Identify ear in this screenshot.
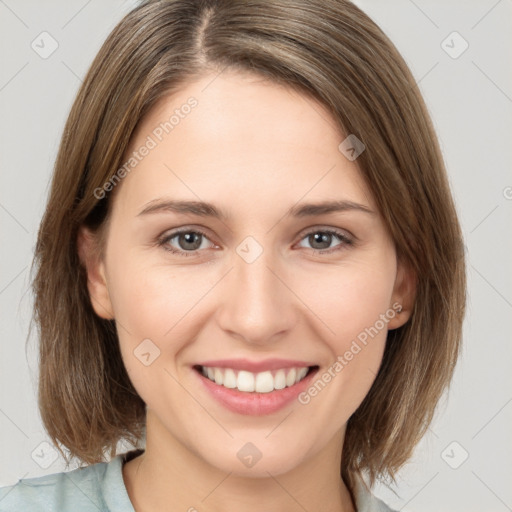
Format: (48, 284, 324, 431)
(387, 258, 417, 330)
(77, 226, 114, 320)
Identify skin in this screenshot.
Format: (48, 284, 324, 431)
(78, 70, 415, 512)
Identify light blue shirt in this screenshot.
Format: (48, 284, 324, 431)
(0, 450, 397, 511)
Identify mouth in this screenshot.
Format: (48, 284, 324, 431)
(193, 364, 318, 393)
(192, 362, 320, 415)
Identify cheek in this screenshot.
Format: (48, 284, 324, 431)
(104, 249, 221, 394)
(304, 258, 396, 346)
(108, 259, 199, 411)
(106, 246, 206, 340)
(295, 260, 396, 415)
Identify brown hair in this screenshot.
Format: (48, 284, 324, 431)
(32, 0, 466, 496)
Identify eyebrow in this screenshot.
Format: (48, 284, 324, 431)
(137, 198, 375, 220)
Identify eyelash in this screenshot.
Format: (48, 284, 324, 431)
(157, 226, 354, 258)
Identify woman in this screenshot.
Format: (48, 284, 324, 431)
(0, 0, 466, 510)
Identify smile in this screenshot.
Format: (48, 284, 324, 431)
(197, 365, 311, 393)
(193, 361, 320, 415)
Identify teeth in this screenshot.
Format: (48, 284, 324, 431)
(255, 371, 274, 393)
(274, 369, 286, 390)
(296, 367, 308, 382)
(200, 366, 310, 393)
(214, 368, 224, 385)
(286, 368, 296, 387)
(237, 370, 255, 392)
(223, 368, 237, 389)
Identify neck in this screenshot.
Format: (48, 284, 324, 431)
(123, 410, 356, 512)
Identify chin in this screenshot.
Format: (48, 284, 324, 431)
(199, 440, 309, 478)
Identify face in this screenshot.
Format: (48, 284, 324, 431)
(80, 70, 413, 477)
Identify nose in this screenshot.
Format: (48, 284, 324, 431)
(215, 245, 297, 346)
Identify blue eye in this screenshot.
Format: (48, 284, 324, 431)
(157, 227, 353, 257)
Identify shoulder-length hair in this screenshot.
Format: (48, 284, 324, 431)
(32, 0, 466, 495)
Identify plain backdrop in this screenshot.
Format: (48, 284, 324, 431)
(0, 1, 511, 511)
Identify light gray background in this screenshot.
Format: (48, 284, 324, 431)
(1, 1, 511, 511)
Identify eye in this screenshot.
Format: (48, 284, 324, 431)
(157, 226, 354, 258)
(296, 228, 353, 254)
(158, 228, 215, 257)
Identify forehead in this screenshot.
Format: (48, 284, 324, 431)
(114, 70, 375, 217)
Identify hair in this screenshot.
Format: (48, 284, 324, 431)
(31, 0, 466, 498)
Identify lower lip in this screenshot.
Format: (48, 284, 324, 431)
(194, 367, 319, 415)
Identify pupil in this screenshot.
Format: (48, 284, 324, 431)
(181, 232, 201, 250)
(311, 232, 331, 249)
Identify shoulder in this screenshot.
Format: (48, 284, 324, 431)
(0, 451, 138, 512)
(0, 462, 107, 512)
(353, 475, 400, 512)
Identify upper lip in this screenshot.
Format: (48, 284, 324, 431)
(195, 358, 317, 373)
